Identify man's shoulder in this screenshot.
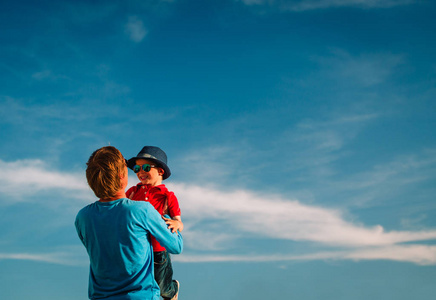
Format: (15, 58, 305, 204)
(75, 201, 99, 225)
(78, 198, 152, 211)
(120, 198, 154, 210)
(76, 201, 97, 214)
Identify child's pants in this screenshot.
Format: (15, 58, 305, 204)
(154, 250, 178, 299)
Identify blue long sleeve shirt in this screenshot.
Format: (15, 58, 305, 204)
(75, 198, 183, 300)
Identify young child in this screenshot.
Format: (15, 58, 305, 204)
(126, 146, 183, 300)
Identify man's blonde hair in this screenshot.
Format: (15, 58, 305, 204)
(86, 146, 127, 199)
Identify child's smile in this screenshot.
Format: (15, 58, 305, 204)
(135, 158, 163, 186)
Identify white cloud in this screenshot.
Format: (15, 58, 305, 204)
(182, 230, 238, 251)
(345, 244, 436, 265)
(4, 245, 435, 266)
(0, 246, 88, 266)
(169, 182, 436, 248)
(0, 252, 69, 264)
(125, 16, 148, 42)
(0, 159, 90, 201)
(175, 245, 436, 266)
(1, 158, 435, 265)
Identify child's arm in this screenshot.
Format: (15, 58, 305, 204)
(163, 215, 184, 233)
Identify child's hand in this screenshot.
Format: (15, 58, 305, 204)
(162, 216, 184, 234)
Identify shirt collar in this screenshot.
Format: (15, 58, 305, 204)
(136, 183, 166, 192)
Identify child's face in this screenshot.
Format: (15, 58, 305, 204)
(134, 159, 164, 186)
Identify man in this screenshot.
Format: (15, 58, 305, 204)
(75, 146, 183, 299)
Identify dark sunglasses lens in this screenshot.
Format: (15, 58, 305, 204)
(133, 165, 141, 173)
(143, 164, 151, 172)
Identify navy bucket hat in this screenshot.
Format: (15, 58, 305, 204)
(127, 146, 171, 180)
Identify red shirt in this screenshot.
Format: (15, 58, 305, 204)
(126, 183, 181, 252)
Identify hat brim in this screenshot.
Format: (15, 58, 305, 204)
(127, 157, 171, 180)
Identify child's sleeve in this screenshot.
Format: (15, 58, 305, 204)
(167, 192, 181, 217)
(126, 186, 135, 199)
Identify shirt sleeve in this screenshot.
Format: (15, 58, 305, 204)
(74, 209, 86, 247)
(140, 203, 183, 254)
(167, 191, 181, 217)
(126, 186, 135, 199)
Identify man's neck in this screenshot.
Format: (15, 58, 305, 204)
(99, 190, 127, 202)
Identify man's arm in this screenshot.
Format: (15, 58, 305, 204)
(144, 205, 183, 254)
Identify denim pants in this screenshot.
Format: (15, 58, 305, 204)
(154, 250, 178, 299)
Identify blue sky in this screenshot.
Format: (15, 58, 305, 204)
(1, 0, 436, 299)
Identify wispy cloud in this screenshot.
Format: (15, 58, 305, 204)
(32, 70, 53, 80)
(265, 110, 382, 181)
(0, 246, 88, 266)
(169, 182, 436, 247)
(0, 97, 96, 124)
(169, 182, 436, 265)
(172, 106, 382, 189)
(2, 158, 435, 265)
(175, 245, 436, 266)
(239, 0, 416, 11)
(0, 159, 90, 201)
(125, 16, 148, 42)
(314, 49, 405, 87)
(331, 148, 436, 207)
(0, 158, 149, 203)
(294, 112, 380, 152)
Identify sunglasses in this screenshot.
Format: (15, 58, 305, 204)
(133, 164, 157, 173)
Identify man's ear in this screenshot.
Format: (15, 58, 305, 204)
(119, 169, 127, 179)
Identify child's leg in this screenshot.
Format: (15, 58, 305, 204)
(153, 251, 179, 299)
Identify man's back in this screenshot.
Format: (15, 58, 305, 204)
(75, 198, 183, 300)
